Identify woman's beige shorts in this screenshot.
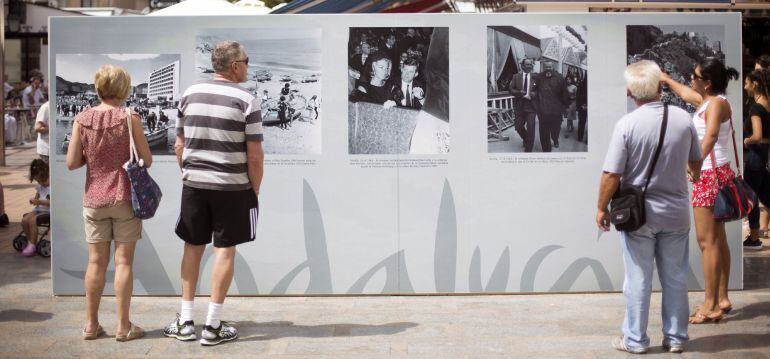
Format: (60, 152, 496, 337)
(83, 202, 142, 244)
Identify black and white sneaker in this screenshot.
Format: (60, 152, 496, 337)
(662, 339, 684, 353)
(743, 236, 763, 250)
(200, 322, 238, 346)
(163, 314, 196, 341)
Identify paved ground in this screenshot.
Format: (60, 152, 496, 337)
(0, 144, 768, 358)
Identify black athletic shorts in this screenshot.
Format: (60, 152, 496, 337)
(175, 185, 259, 248)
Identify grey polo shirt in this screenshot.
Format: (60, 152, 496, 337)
(603, 102, 702, 230)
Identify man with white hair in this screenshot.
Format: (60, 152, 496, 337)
(596, 60, 702, 354)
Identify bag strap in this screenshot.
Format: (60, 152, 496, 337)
(125, 107, 139, 164)
(725, 104, 742, 177)
(643, 104, 668, 194)
(705, 96, 741, 179)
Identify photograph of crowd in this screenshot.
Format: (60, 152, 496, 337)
(348, 27, 450, 154)
(627, 25, 725, 113)
(55, 53, 181, 155)
(196, 28, 322, 155)
(487, 26, 588, 153)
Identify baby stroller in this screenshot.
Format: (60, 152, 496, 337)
(12, 213, 51, 257)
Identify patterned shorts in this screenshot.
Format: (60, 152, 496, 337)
(692, 163, 735, 207)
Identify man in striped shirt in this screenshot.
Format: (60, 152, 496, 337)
(164, 41, 264, 346)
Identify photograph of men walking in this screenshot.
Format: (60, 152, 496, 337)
(487, 26, 588, 153)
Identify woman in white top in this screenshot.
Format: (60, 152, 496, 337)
(661, 58, 739, 324)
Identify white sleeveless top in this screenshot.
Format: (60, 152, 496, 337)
(693, 95, 733, 171)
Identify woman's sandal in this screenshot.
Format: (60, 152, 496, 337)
(82, 325, 105, 340)
(689, 311, 723, 324)
(694, 304, 733, 315)
(115, 323, 145, 342)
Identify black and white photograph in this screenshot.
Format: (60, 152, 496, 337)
(487, 26, 588, 153)
(197, 28, 322, 155)
(627, 25, 725, 113)
(55, 53, 181, 155)
(348, 27, 450, 155)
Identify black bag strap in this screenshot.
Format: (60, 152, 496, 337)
(643, 104, 668, 194)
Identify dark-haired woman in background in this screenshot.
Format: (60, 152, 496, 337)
(350, 52, 397, 108)
(742, 69, 770, 250)
(661, 58, 740, 324)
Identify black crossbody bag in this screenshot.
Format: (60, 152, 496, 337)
(610, 105, 668, 232)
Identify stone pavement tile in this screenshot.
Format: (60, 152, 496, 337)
(0, 337, 57, 357)
(20, 323, 83, 338)
(407, 340, 512, 355)
(237, 320, 336, 340)
(686, 331, 770, 354)
(352, 296, 460, 311)
(0, 299, 49, 312)
(45, 337, 154, 357)
(226, 310, 286, 324)
(150, 335, 270, 356)
(129, 298, 179, 314)
(389, 341, 408, 356)
(46, 297, 85, 311)
(266, 338, 290, 355)
(462, 323, 565, 338)
(514, 336, 618, 355)
(285, 339, 390, 356)
(348, 322, 444, 339)
(0, 283, 51, 301)
(314, 313, 405, 328)
(558, 319, 619, 336)
(229, 298, 305, 312)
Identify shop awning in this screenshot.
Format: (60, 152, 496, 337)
(489, 26, 539, 47)
(382, 0, 452, 13)
(150, 0, 268, 15)
(271, 0, 444, 14)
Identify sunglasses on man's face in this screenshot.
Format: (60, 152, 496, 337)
(234, 57, 249, 66)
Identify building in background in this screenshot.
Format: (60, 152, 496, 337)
(3, 1, 81, 84)
(147, 60, 180, 102)
(2, 0, 181, 84)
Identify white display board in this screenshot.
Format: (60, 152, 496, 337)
(49, 13, 743, 295)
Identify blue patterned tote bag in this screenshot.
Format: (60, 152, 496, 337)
(123, 108, 162, 219)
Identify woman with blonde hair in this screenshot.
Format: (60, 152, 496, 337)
(67, 65, 152, 341)
(661, 58, 740, 324)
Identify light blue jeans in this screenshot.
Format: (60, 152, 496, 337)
(620, 224, 690, 350)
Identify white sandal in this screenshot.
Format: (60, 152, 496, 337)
(82, 325, 105, 340)
(116, 323, 144, 342)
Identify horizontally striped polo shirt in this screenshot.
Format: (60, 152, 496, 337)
(177, 79, 263, 191)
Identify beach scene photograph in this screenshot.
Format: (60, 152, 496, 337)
(54, 53, 182, 156)
(196, 28, 322, 155)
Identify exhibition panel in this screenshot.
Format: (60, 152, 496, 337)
(49, 12, 742, 295)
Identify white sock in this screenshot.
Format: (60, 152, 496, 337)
(180, 300, 194, 323)
(205, 302, 223, 328)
